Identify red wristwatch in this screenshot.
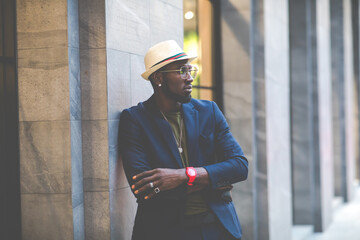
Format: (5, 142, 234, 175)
(186, 167, 197, 186)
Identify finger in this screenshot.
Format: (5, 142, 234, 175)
(136, 179, 163, 195)
(144, 189, 158, 200)
(134, 180, 157, 195)
(132, 169, 158, 181)
(133, 175, 158, 190)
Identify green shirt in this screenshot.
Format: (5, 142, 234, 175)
(164, 111, 209, 215)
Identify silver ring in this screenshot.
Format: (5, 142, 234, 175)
(149, 182, 154, 188)
(154, 187, 160, 194)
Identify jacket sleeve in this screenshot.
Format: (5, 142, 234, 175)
(203, 102, 248, 189)
(118, 109, 152, 192)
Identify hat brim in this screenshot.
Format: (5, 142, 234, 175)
(141, 55, 197, 80)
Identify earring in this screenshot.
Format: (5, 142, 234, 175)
(158, 83, 162, 87)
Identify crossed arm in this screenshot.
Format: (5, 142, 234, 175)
(119, 102, 248, 201)
(131, 167, 210, 200)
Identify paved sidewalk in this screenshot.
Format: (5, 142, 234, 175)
(306, 186, 360, 240)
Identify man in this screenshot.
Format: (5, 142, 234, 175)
(119, 40, 248, 240)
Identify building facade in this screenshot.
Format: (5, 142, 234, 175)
(1, 0, 359, 239)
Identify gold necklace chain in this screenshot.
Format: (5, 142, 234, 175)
(160, 111, 183, 153)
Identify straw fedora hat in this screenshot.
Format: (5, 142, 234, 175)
(141, 40, 197, 80)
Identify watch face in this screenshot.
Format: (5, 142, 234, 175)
(188, 168, 195, 176)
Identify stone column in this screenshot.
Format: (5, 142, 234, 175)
(315, 0, 334, 231)
(343, 0, 356, 201)
(252, 0, 294, 239)
(352, 0, 360, 183)
(17, 0, 77, 239)
(221, 1, 292, 239)
(289, 0, 315, 226)
(330, 0, 346, 199)
(331, 0, 356, 202)
(263, 1, 292, 239)
(220, 1, 254, 239)
(68, 0, 85, 239)
(78, 0, 110, 239)
(106, 1, 184, 239)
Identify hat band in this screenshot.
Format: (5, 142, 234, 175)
(151, 52, 188, 68)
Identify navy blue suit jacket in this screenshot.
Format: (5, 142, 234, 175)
(119, 96, 248, 240)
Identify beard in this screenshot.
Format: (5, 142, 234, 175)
(162, 79, 192, 103)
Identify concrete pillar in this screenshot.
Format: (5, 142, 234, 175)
(315, 0, 334, 231)
(331, 0, 356, 202)
(78, 0, 110, 239)
(107, 1, 184, 239)
(68, 0, 85, 239)
(17, 0, 77, 239)
(343, 0, 356, 201)
(331, 0, 346, 199)
(289, 0, 315, 226)
(220, 1, 292, 239)
(352, 0, 360, 183)
(263, 1, 292, 239)
(251, 1, 269, 239)
(252, 0, 293, 239)
(220, 1, 254, 239)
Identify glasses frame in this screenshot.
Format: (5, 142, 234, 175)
(159, 65, 198, 79)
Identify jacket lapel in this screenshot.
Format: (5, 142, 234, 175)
(182, 100, 200, 166)
(143, 97, 184, 168)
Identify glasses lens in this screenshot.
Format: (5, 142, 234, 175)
(179, 66, 187, 75)
(180, 65, 197, 79)
(190, 69, 197, 78)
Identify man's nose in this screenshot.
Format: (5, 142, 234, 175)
(185, 72, 194, 82)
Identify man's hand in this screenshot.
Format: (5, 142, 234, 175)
(131, 168, 187, 200)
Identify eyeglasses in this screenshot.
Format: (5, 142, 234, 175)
(159, 65, 198, 79)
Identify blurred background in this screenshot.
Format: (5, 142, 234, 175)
(1, 0, 360, 239)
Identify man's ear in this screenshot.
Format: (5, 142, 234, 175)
(152, 72, 162, 86)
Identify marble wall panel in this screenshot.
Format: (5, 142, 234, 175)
(221, 3, 250, 84)
(84, 192, 110, 240)
(68, 0, 80, 49)
(106, 0, 150, 55)
(17, 0, 67, 49)
(107, 49, 131, 120)
(222, 0, 250, 13)
(316, 0, 334, 231)
(110, 187, 137, 240)
(227, 118, 253, 153)
(80, 48, 108, 120)
(17, 48, 70, 121)
(224, 82, 252, 120)
(19, 121, 71, 194)
(150, 0, 183, 46)
(264, 0, 292, 239)
(164, 0, 183, 9)
(82, 120, 109, 192)
(78, 0, 106, 49)
(21, 193, 73, 240)
(130, 54, 153, 106)
(109, 120, 129, 191)
(228, 117, 254, 240)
